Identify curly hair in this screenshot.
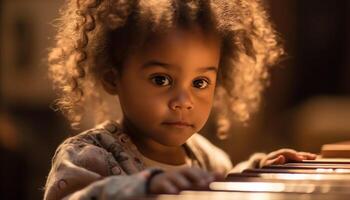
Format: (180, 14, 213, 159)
(49, 0, 284, 136)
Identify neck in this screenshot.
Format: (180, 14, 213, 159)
(121, 118, 187, 165)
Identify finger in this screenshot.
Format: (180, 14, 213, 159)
(181, 168, 212, 186)
(298, 152, 317, 160)
(160, 180, 179, 194)
(266, 149, 296, 160)
(168, 173, 191, 190)
(275, 150, 304, 161)
(264, 155, 286, 166)
(212, 172, 225, 181)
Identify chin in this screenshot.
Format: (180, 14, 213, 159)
(155, 133, 193, 147)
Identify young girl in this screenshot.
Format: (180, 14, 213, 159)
(44, 0, 316, 199)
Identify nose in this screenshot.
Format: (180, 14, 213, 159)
(169, 89, 194, 111)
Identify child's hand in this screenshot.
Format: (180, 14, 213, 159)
(259, 148, 317, 168)
(148, 167, 224, 194)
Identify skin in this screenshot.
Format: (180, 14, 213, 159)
(259, 148, 317, 168)
(102, 25, 317, 194)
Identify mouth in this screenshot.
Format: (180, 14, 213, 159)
(162, 121, 194, 128)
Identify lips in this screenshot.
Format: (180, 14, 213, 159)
(162, 121, 194, 128)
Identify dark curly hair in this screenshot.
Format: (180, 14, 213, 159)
(48, 0, 284, 137)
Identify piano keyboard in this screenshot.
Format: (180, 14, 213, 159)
(128, 159, 350, 200)
(212, 159, 350, 198)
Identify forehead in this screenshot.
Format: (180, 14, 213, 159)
(134, 26, 221, 65)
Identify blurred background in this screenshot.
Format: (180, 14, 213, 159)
(0, 0, 349, 199)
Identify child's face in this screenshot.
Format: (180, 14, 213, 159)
(112, 26, 221, 146)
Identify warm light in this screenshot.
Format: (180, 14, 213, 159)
(209, 181, 319, 193)
(179, 191, 279, 200)
(262, 173, 323, 180)
(261, 173, 350, 180)
(316, 168, 334, 173)
(335, 169, 350, 173)
(209, 182, 285, 192)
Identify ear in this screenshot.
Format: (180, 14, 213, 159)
(101, 68, 119, 95)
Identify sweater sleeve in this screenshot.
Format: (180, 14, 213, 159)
(187, 134, 233, 175)
(44, 130, 155, 200)
(187, 134, 267, 175)
(59, 171, 153, 200)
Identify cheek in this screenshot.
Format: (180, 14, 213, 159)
(120, 87, 168, 121)
(196, 87, 215, 107)
(192, 102, 212, 132)
(193, 90, 215, 122)
(196, 97, 213, 117)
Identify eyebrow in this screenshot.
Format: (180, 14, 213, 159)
(142, 60, 218, 73)
(142, 60, 170, 69)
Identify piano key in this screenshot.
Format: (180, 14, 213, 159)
(264, 164, 350, 169)
(242, 168, 350, 174)
(299, 159, 350, 164)
(227, 172, 350, 181)
(126, 191, 350, 200)
(209, 181, 350, 194)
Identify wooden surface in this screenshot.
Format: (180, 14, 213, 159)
(321, 141, 350, 158)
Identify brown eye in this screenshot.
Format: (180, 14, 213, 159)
(151, 75, 171, 86)
(193, 78, 209, 89)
